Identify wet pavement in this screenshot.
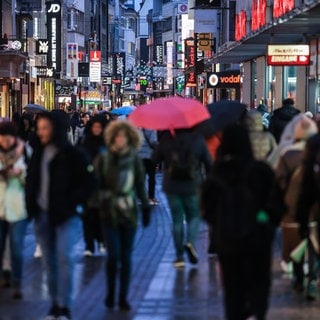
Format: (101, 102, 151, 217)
(1, 173, 320, 319)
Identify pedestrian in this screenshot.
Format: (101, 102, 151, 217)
(295, 133, 320, 300)
(137, 128, 158, 205)
(96, 120, 151, 311)
(269, 98, 300, 143)
(275, 115, 318, 290)
(25, 111, 97, 320)
(201, 124, 280, 320)
(243, 110, 277, 164)
(256, 103, 271, 129)
(0, 121, 28, 299)
(79, 115, 107, 256)
(74, 112, 90, 145)
(153, 129, 212, 268)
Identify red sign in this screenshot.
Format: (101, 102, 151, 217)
(267, 45, 310, 66)
(89, 50, 101, 62)
(273, 0, 294, 18)
(251, 0, 266, 32)
(235, 10, 246, 41)
(185, 38, 196, 87)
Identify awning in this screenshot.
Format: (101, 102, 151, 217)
(213, 2, 320, 64)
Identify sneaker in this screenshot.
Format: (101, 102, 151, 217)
(173, 259, 185, 268)
(45, 304, 60, 320)
(83, 250, 93, 257)
(57, 307, 71, 320)
(149, 198, 159, 205)
(99, 243, 106, 254)
(34, 244, 42, 258)
(118, 298, 131, 311)
(184, 242, 198, 264)
(306, 280, 317, 301)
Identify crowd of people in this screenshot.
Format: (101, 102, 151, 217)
(0, 97, 319, 320)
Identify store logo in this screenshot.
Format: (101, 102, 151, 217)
(208, 74, 219, 86)
(47, 3, 60, 13)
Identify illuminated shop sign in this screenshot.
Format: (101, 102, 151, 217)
(185, 38, 196, 87)
(273, 0, 294, 19)
(251, 0, 266, 32)
(267, 45, 310, 66)
(235, 10, 246, 41)
(207, 71, 241, 88)
(46, 1, 61, 75)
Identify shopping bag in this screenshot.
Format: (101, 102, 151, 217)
(290, 238, 308, 263)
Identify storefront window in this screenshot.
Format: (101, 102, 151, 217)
(283, 66, 297, 100)
(251, 60, 256, 108)
(265, 65, 275, 112)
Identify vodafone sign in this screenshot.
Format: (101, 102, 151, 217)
(207, 71, 241, 88)
(267, 45, 310, 66)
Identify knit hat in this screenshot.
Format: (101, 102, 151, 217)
(0, 121, 18, 137)
(294, 115, 318, 140)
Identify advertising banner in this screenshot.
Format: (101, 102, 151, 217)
(46, 0, 62, 75)
(207, 71, 241, 88)
(66, 43, 78, 80)
(267, 45, 310, 66)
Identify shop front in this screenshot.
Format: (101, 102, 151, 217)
(212, 0, 320, 113)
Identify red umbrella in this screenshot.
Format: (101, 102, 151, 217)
(129, 97, 210, 132)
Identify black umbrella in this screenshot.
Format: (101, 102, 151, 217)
(23, 103, 46, 113)
(196, 100, 248, 138)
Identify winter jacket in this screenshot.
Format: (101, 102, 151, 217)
(201, 157, 277, 254)
(244, 111, 277, 162)
(153, 130, 212, 195)
(97, 120, 149, 227)
(269, 106, 300, 143)
(26, 143, 97, 226)
(0, 139, 27, 222)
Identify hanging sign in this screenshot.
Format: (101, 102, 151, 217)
(267, 45, 310, 66)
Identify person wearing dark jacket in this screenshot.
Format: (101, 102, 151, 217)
(269, 98, 300, 143)
(153, 129, 212, 268)
(79, 116, 107, 256)
(201, 124, 279, 320)
(25, 111, 96, 320)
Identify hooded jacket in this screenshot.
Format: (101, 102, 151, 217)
(26, 111, 97, 226)
(96, 120, 149, 226)
(269, 105, 300, 143)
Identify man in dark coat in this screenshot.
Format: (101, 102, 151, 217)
(269, 98, 300, 143)
(26, 110, 96, 320)
(201, 124, 280, 320)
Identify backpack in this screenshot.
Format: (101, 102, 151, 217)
(168, 139, 197, 181)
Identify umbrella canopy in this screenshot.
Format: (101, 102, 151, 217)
(23, 103, 46, 113)
(110, 106, 136, 116)
(129, 97, 210, 131)
(196, 100, 248, 138)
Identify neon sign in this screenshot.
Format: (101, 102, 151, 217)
(251, 0, 266, 32)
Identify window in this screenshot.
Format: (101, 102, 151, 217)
(283, 66, 296, 100)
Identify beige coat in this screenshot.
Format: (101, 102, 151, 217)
(281, 166, 319, 261)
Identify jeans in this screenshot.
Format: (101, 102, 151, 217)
(101, 224, 136, 299)
(34, 213, 81, 308)
(166, 193, 200, 259)
(0, 219, 28, 288)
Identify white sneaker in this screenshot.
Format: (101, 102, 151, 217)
(83, 250, 93, 257)
(34, 244, 42, 258)
(99, 243, 106, 254)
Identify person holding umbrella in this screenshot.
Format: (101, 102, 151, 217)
(129, 97, 213, 268)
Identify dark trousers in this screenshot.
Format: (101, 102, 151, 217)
(142, 158, 156, 199)
(219, 248, 272, 320)
(102, 224, 136, 299)
(82, 207, 103, 252)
